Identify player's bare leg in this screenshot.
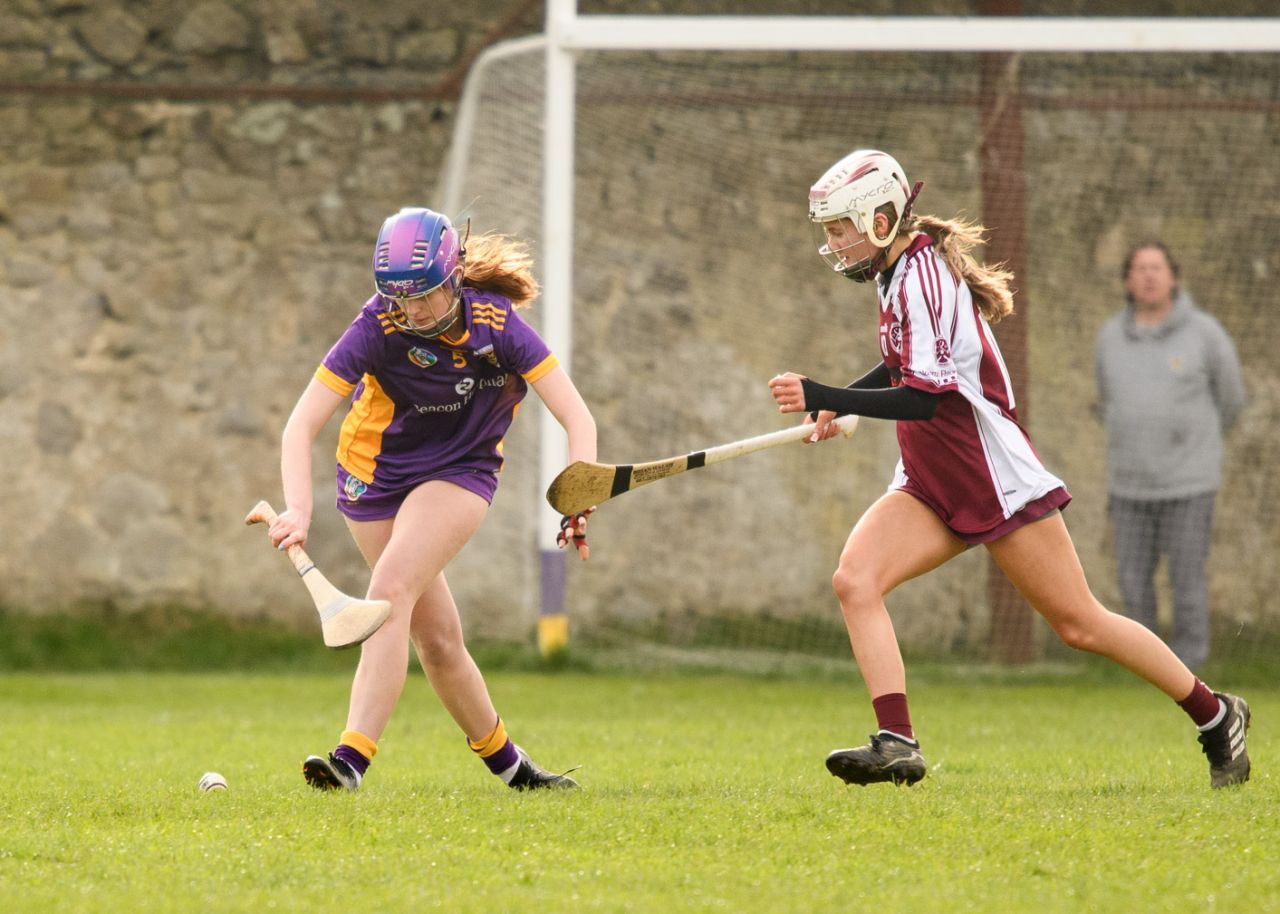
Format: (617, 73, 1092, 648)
(408, 571, 498, 736)
(987, 511, 1250, 787)
(405, 562, 576, 789)
(307, 480, 573, 791)
(302, 481, 485, 791)
(834, 491, 967, 696)
(987, 512, 1193, 696)
(345, 481, 488, 739)
(826, 491, 967, 785)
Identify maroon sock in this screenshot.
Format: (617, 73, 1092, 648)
(1178, 679, 1223, 729)
(872, 692, 915, 742)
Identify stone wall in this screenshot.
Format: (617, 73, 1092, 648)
(0, 0, 546, 630)
(2, 1, 1277, 657)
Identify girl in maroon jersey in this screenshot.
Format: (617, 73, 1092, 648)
(769, 150, 1249, 789)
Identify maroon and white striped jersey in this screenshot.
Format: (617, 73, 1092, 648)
(877, 235, 1067, 536)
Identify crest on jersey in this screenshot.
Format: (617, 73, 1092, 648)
(934, 338, 952, 364)
(473, 343, 501, 368)
(343, 476, 368, 502)
(408, 347, 437, 369)
(889, 322, 904, 355)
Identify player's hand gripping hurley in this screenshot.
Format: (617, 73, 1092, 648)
(244, 500, 391, 649)
(545, 415, 859, 516)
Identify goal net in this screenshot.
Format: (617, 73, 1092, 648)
(440, 29, 1280, 676)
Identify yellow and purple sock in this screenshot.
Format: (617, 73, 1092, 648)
(334, 729, 377, 777)
(468, 717, 521, 783)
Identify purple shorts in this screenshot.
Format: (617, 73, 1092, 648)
(335, 464, 498, 522)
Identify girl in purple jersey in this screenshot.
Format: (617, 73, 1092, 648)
(267, 207, 597, 792)
(768, 150, 1249, 790)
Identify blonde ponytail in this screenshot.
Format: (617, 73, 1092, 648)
(906, 214, 1015, 323)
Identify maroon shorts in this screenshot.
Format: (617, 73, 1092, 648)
(908, 486, 1073, 546)
(335, 464, 498, 522)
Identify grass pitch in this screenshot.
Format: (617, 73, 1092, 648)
(1, 670, 1275, 914)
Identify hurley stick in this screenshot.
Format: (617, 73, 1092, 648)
(545, 415, 859, 516)
(244, 500, 391, 649)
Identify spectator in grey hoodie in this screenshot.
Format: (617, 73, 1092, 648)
(1094, 241, 1246, 669)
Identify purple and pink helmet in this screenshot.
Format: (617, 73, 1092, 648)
(372, 207, 466, 338)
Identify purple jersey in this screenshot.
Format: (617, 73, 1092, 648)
(314, 289, 557, 499)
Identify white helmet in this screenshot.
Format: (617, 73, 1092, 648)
(808, 150, 917, 281)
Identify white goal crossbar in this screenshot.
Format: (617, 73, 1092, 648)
(562, 16, 1280, 53)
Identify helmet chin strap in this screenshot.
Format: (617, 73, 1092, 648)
(422, 305, 461, 339)
(842, 261, 878, 283)
(844, 181, 926, 283)
(414, 299, 462, 339)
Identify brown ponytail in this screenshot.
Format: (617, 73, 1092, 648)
(462, 233, 540, 308)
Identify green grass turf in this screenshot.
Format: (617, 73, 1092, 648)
(1, 671, 1275, 913)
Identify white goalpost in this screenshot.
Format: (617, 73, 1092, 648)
(441, 4, 1280, 665)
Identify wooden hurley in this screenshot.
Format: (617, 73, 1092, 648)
(545, 415, 859, 516)
(244, 500, 391, 649)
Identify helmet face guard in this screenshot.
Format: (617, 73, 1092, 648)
(807, 150, 920, 282)
(811, 218, 880, 283)
(373, 208, 469, 339)
(380, 271, 463, 339)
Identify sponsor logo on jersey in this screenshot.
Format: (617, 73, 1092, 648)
(416, 401, 462, 413)
(411, 375, 507, 416)
(408, 347, 437, 369)
(343, 475, 368, 501)
(934, 338, 952, 364)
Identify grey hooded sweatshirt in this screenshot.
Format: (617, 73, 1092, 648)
(1094, 288, 1246, 500)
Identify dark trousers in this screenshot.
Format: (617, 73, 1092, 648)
(1109, 492, 1217, 670)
